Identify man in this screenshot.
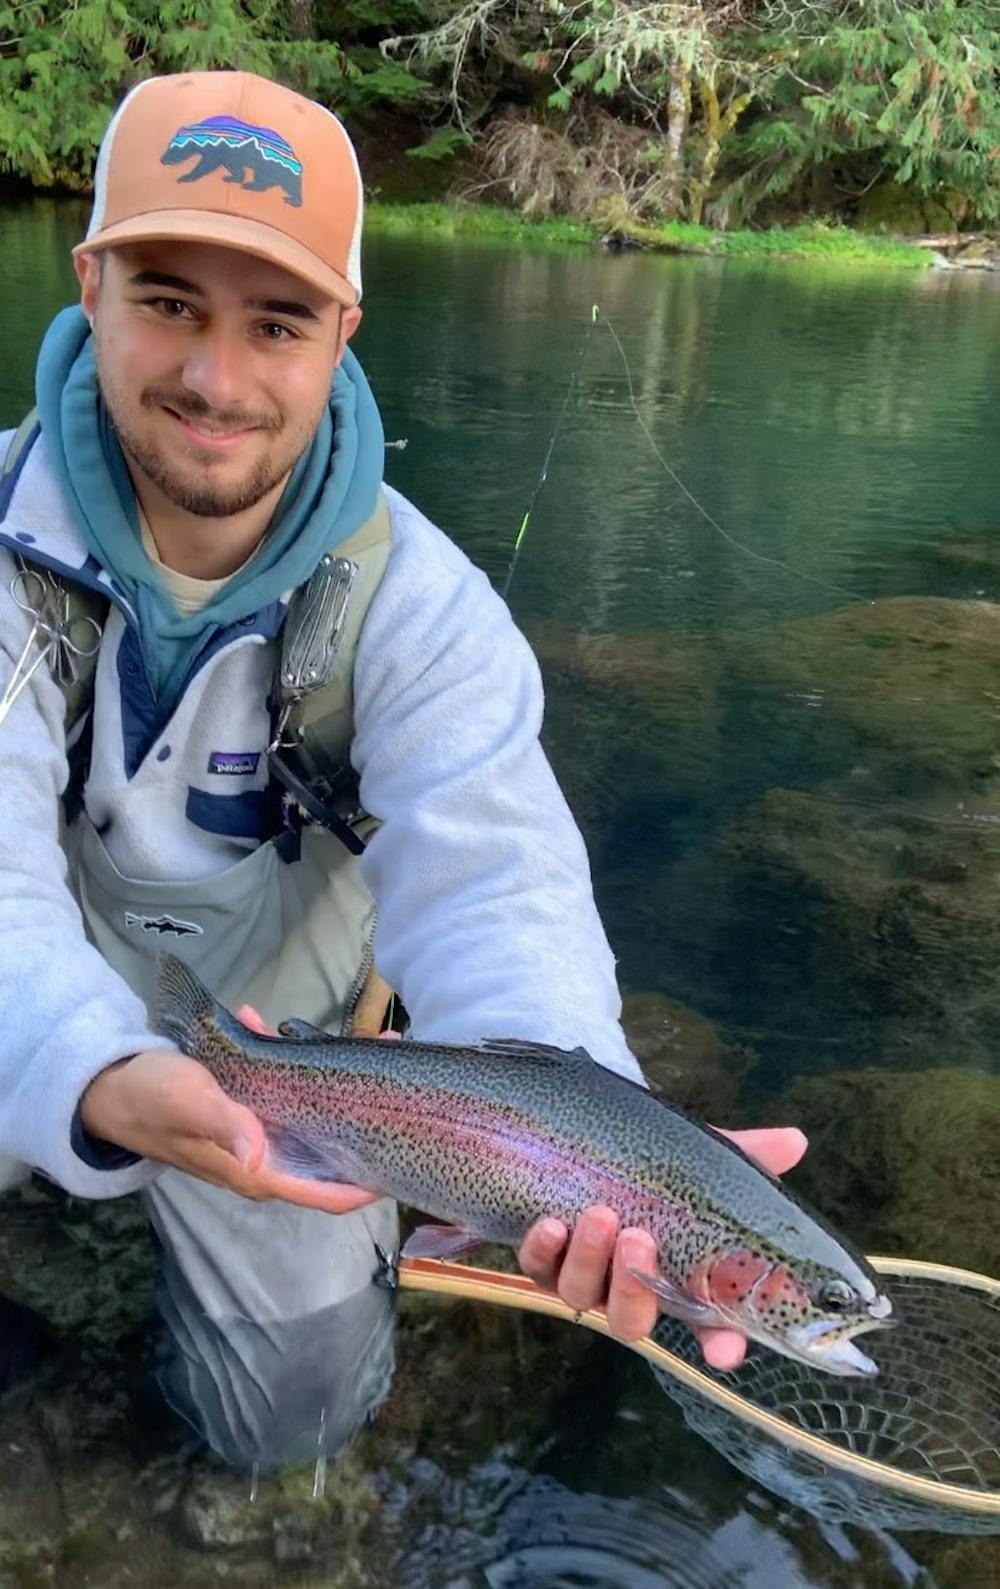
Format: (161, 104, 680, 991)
(0, 71, 803, 1458)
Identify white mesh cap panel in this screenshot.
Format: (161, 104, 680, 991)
(87, 79, 158, 239)
(317, 104, 364, 300)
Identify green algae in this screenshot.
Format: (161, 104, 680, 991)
(774, 1066, 1000, 1276)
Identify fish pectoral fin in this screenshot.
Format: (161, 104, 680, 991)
(401, 1224, 485, 1260)
(264, 1125, 373, 1187)
(626, 1268, 723, 1329)
(276, 1017, 331, 1040)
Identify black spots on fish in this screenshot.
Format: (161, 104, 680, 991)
(707, 1249, 771, 1305)
(753, 1263, 812, 1323)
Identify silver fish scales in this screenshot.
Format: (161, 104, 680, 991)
(157, 954, 892, 1375)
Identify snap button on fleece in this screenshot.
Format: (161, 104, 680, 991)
(157, 745, 171, 762)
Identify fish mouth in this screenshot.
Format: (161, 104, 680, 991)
(780, 1310, 893, 1378)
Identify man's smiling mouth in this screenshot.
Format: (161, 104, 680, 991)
(164, 407, 255, 447)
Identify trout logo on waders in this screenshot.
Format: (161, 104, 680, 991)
(161, 115, 303, 207)
(124, 912, 203, 939)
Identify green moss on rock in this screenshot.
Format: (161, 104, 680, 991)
(773, 1066, 1000, 1274)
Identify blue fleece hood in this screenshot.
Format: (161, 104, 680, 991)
(36, 306, 384, 698)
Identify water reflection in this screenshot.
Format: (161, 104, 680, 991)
(387, 1467, 793, 1587)
(377, 1454, 931, 1588)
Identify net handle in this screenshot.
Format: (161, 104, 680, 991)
(397, 1254, 1000, 1517)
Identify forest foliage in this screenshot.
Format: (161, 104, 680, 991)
(1, 1, 998, 229)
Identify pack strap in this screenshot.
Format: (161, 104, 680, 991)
(2, 408, 109, 742)
(267, 492, 392, 858)
(2, 407, 40, 479)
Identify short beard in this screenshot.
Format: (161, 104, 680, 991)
(97, 373, 315, 519)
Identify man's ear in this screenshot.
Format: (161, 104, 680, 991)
(75, 250, 102, 325)
(335, 304, 363, 366)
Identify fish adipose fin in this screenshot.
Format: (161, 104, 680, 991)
(626, 1268, 723, 1329)
(264, 1126, 375, 1188)
(401, 1224, 485, 1260)
(277, 1017, 331, 1040)
(157, 952, 223, 1053)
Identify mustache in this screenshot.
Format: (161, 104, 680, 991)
(141, 388, 280, 432)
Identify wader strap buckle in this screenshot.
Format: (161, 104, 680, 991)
(267, 748, 367, 858)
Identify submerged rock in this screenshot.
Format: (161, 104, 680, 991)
(714, 779, 1000, 1069)
(933, 536, 1000, 572)
(734, 595, 1000, 790)
(621, 991, 751, 1119)
(772, 1065, 1000, 1275)
(533, 596, 1000, 799)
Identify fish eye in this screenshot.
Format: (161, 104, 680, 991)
(818, 1278, 857, 1313)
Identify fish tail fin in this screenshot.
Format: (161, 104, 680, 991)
(156, 953, 223, 1056)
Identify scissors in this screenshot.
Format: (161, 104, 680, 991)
(0, 566, 102, 727)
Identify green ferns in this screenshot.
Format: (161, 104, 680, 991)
(0, 0, 423, 189)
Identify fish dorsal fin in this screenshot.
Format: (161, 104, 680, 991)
(476, 1037, 593, 1065)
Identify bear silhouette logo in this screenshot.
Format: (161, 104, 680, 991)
(161, 114, 303, 207)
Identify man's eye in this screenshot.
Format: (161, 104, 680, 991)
(155, 299, 193, 319)
(259, 322, 296, 342)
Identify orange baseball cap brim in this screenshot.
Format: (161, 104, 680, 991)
(72, 207, 358, 308)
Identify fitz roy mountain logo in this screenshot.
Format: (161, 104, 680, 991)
(161, 115, 303, 207)
(123, 911, 203, 938)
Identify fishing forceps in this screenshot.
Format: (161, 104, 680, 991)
(0, 565, 102, 727)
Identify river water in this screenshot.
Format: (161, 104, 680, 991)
(1, 194, 999, 1586)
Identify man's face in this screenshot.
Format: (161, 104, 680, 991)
(75, 240, 361, 518)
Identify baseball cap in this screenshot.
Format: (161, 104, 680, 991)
(73, 71, 363, 305)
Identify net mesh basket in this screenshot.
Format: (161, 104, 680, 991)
(650, 1259, 1000, 1533)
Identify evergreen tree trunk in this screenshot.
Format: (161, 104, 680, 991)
(288, 0, 316, 41)
(690, 80, 753, 225)
(662, 57, 691, 218)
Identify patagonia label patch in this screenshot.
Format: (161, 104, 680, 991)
(208, 751, 261, 777)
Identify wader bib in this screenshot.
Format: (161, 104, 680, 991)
(67, 805, 398, 1470)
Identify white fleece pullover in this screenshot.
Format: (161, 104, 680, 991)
(0, 431, 642, 1198)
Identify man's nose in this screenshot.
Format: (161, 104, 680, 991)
(180, 327, 249, 411)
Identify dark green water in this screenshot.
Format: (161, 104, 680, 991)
(2, 196, 999, 1586)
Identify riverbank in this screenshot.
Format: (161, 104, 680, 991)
(365, 201, 931, 269)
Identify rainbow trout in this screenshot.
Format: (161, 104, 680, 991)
(157, 955, 892, 1376)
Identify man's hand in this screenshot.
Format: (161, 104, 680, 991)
(79, 1040, 378, 1215)
(518, 1125, 808, 1370)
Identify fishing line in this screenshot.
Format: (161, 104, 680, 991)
(595, 309, 868, 606)
(502, 303, 871, 607)
(499, 305, 599, 602)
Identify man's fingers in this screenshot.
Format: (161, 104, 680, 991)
(557, 1206, 619, 1313)
(697, 1326, 748, 1372)
(606, 1229, 660, 1341)
(235, 1003, 273, 1036)
(519, 1218, 569, 1289)
(255, 1170, 381, 1215)
(713, 1125, 808, 1178)
(198, 1091, 268, 1172)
